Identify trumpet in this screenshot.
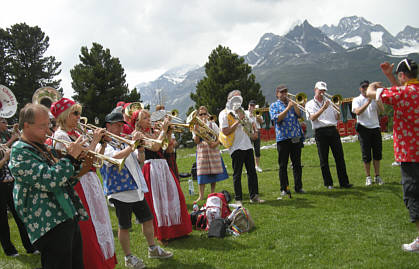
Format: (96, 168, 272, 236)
(322, 92, 342, 112)
(286, 93, 308, 113)
(252, 107, 270, 116)
(47, 136, 125, 172)
(208, 114, 217, 122)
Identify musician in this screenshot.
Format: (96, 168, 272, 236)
(9, 103, 88, 269)
(192, 106, 228, 203)
(99, 110, 172, 268)
(352, 80, 384, 186)
(0, 118, 37, 257)
(366, 58, 419, 253)
(219, 90, 264, 205)
(136, 109, 192, 242)
(122, 102, 135, 135)
(246, 100, 264, 173)
(51, 98, 116, 269)
(269, 85, 305, 198)
(305, 81, 352, 189)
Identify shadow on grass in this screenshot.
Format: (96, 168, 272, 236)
(166, 233, 249, 251)
(261, 197, 316, 209)
(153, 261, 217, 269)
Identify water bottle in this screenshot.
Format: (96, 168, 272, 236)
(193, 202, 199, 212)
(188, 179, 194, 196)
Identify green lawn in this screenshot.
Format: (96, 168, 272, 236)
(2, 139, 419, 268)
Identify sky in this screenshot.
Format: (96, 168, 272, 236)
(1, 0, 418, 98)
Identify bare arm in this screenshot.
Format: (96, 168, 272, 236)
(309, 101, 329, 121)
(380, 62, 399, 86)
(353, 99, 372, 115)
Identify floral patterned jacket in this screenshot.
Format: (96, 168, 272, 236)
(8, 140, 88, 244)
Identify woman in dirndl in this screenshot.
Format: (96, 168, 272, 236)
(51, 98, 116, 269)
(193, 106, 228, 203)
(135, 109, 192, 243)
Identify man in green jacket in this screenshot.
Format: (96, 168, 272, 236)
(9, 103, 88, 269)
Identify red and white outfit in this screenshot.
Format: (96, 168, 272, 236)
(376, 80, 419, 162)
(53, 128, 117, 269)
(142, 148, 192, 241)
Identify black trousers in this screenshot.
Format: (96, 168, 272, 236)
(0, 181, 35, 256)
(276, 139, 303, 192)
(231, 149, 259, 201)
(401, 162, 419, 223)
(34, 219, 84, 269)
(314, 126, 350, 187)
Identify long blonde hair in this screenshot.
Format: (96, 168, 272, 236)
(56, 103, 82, 131)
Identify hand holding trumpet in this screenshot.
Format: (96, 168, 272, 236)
(65, 136, 90, 160)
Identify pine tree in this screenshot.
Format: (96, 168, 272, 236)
(1, 23, 62, 115)
(191, 45, 265, 117)
(71, 42, 141, 124)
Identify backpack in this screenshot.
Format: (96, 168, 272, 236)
(228, 207, 254, 234)
(205, 192, 232, 230)
(190, 208, 207, 230)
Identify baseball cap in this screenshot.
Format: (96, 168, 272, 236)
(315, 81, 328, 91)
(104, 110, 125, 124)
(360, 80, 369, 88)
(276, 84, 288, 93)
(249, 100, 257, 106)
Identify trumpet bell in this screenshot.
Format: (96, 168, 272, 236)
(124, 102, 143, 117)
(295, 93, 307, 105)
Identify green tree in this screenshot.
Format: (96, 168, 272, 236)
(190, 45, 265, 117)
(5, 23, 62, 111)
(71, 42, 141, 124)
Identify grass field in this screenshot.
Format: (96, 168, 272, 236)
(1, 138, 419, 269)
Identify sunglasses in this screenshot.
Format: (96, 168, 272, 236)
(72, 111, 81, 116)
(199, 113, 208, 116)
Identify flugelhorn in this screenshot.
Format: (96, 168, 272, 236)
(47, 136, 125, 172)
(187, 110, 218, 143)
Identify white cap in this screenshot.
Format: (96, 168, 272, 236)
(315, 81, 328, 91)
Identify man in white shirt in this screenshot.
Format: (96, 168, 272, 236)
(219, 90, 264, 205)
(305, 81, 352, 189)
(352, 80, 384, 186)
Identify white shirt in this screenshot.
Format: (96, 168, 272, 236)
(305, 97, 339, 130)
(351, 94, 380, 129)
(245, 110, 260, 129)
(219, 108, 253, 155)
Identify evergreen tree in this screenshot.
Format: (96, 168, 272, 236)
(71, 42, 141, 124)
(191, 45, 265, 117)
(5, 23, 62, 111)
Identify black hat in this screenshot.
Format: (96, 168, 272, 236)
(396, 58, 418, 74)
(360, 80, 369, 88)
(276, 84, 288, 93)
(249, 100, 257, 106)
(104, 111, 125, 124)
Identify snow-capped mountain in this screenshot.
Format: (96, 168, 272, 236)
(394, 26, 419, 55)
(135, 17, 419, 117)
(135, 64, 203, 116)
(320, 16, 404, 54)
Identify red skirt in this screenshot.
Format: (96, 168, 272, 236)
(75, 182, 117, 269)
(142, 160, 192, 241)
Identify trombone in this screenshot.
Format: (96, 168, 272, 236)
(322, 92, 342, 113)
(286, 93, 308, 113)
(47, 136, 126, 172)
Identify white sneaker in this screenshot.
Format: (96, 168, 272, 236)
(375, 175, 384, 185)
(392, 161, 401, 167)
(365, 176, 373, 186)
(255, 166, 263, 173)
(125, 254, 145, 269)
(148, 246, 173, 259)
(235, 200, 243, 207)
(327, 186, 334, 190)
(402, 237, 419, 253)
(277, 190, 287, 200)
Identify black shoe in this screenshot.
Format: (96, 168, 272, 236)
(295, 189, 306, 194)
(341, 184, 353, 188)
